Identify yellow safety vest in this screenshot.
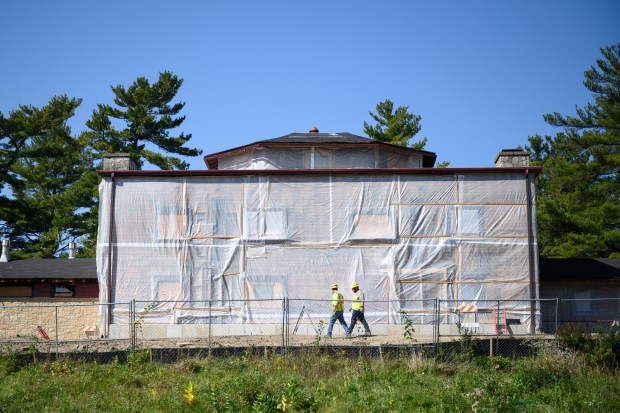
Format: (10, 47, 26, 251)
(331, 292, 344, 312)
(352, 291, 364, 310)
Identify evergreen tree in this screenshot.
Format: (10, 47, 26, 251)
(86, 71, 202, 170)
(527, 44, 620, 258)
(363, 99, 427, 149)
(363, 99, 448, 166)
(0, 96, 98, 258)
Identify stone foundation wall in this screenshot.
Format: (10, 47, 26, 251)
(0, 298, 99, 341)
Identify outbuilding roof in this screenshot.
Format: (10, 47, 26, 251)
(540, 258, 620, 282)
(0, 258, 97, 281)
(203, 132, 438, 169)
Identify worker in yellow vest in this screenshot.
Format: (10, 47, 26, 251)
(326, 283, 351, 338)
(349, 282, 372, 336)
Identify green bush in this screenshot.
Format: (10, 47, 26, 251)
(127, 349, 152, 365)
(477, 355, 512, 371)
(458, 331, 477, 361)
(0, 347, 24, 376)
(590, 329, 620, 370)
(557, 323, 591, 351)
(513, 356, 571, 391)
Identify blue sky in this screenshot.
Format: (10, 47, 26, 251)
(1, 1, 618, 168)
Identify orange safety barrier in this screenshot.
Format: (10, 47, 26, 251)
(81, 325, 98, 339)
(37, 326, 50, 340)
(459, 304, 478, 313)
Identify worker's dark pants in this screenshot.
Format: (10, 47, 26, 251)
(349, 310, 371, 334)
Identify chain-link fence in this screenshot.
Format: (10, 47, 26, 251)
(0, 302, 131, 363)
(1, 298, 618, 361)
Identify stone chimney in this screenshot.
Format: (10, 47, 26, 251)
(102, 153, 137, 170)
(68, 242, 77, 259)
(0, 239, 9, 262)
(495, 149, 530, 167)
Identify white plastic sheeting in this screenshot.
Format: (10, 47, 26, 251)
(217, 147, 423, 170)
(97, 172, 538, 330)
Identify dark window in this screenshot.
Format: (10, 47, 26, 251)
(0, 283, 33, 297)
(52, 283, 75, 298)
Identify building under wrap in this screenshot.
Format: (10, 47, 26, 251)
(96, 132, 541, 337)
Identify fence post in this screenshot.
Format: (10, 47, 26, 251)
(285, 298, 290, 357)
(128, 301, 131, 352)
(128, 302, 131, 353)
(208, 300, 212, 355)
(127, 302, 132, 352)
(131, 299, 136, 353)
(555, 298, 560, 338)
(281, 298, 285, 358)
(433, 298, 439, 357)
(55, 306, 59, 358)
(497, 301, 501, 336)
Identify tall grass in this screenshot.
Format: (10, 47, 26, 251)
(0, 344, 618, 412)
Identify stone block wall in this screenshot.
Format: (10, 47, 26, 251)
(102, 153, 137, 171)
(0, 298, 99, 341)
(495, 150, 530, 167)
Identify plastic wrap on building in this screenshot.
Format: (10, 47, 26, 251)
(97, 172, 539, 331)
(217, 147, 423, 170)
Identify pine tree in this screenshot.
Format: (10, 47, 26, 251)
(86, 71, 202, 170)
(527, 44, 620, 258)
(363, 99, 427, 149)
(1, 96, 98, 258)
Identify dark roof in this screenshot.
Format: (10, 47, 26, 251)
(202, 132, 437, 169)
(540, 258, 620, 282)
(264, 132, 391, 144)
(0, 258, 97, 280)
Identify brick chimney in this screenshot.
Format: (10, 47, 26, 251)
(495, 149, 530, 167)
(102, 153, 137, 170)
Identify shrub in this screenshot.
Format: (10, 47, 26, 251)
(49, 359, 73, 375)
(590, 329, 620, 370)
(557, 323, 591, 351)
(0, 346, 25, 375)
(513, 356, 572, 391)
(177, 358, 202, 374)
(478, 355, 512, 371)
(127, 349, 152, 365)
(458, 331, 476, 361)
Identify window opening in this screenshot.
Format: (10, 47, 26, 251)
(244, 208, 288, 240)
(0, 283, 33, 297)
(52, 283, 75, 298)
(459, 206, 482, 236)
(348, 207, 394, 241)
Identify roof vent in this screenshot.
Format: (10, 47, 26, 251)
(0, 239, 9, 262)
(309, 126, 319, 134)
(68, 242, 77, 259)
